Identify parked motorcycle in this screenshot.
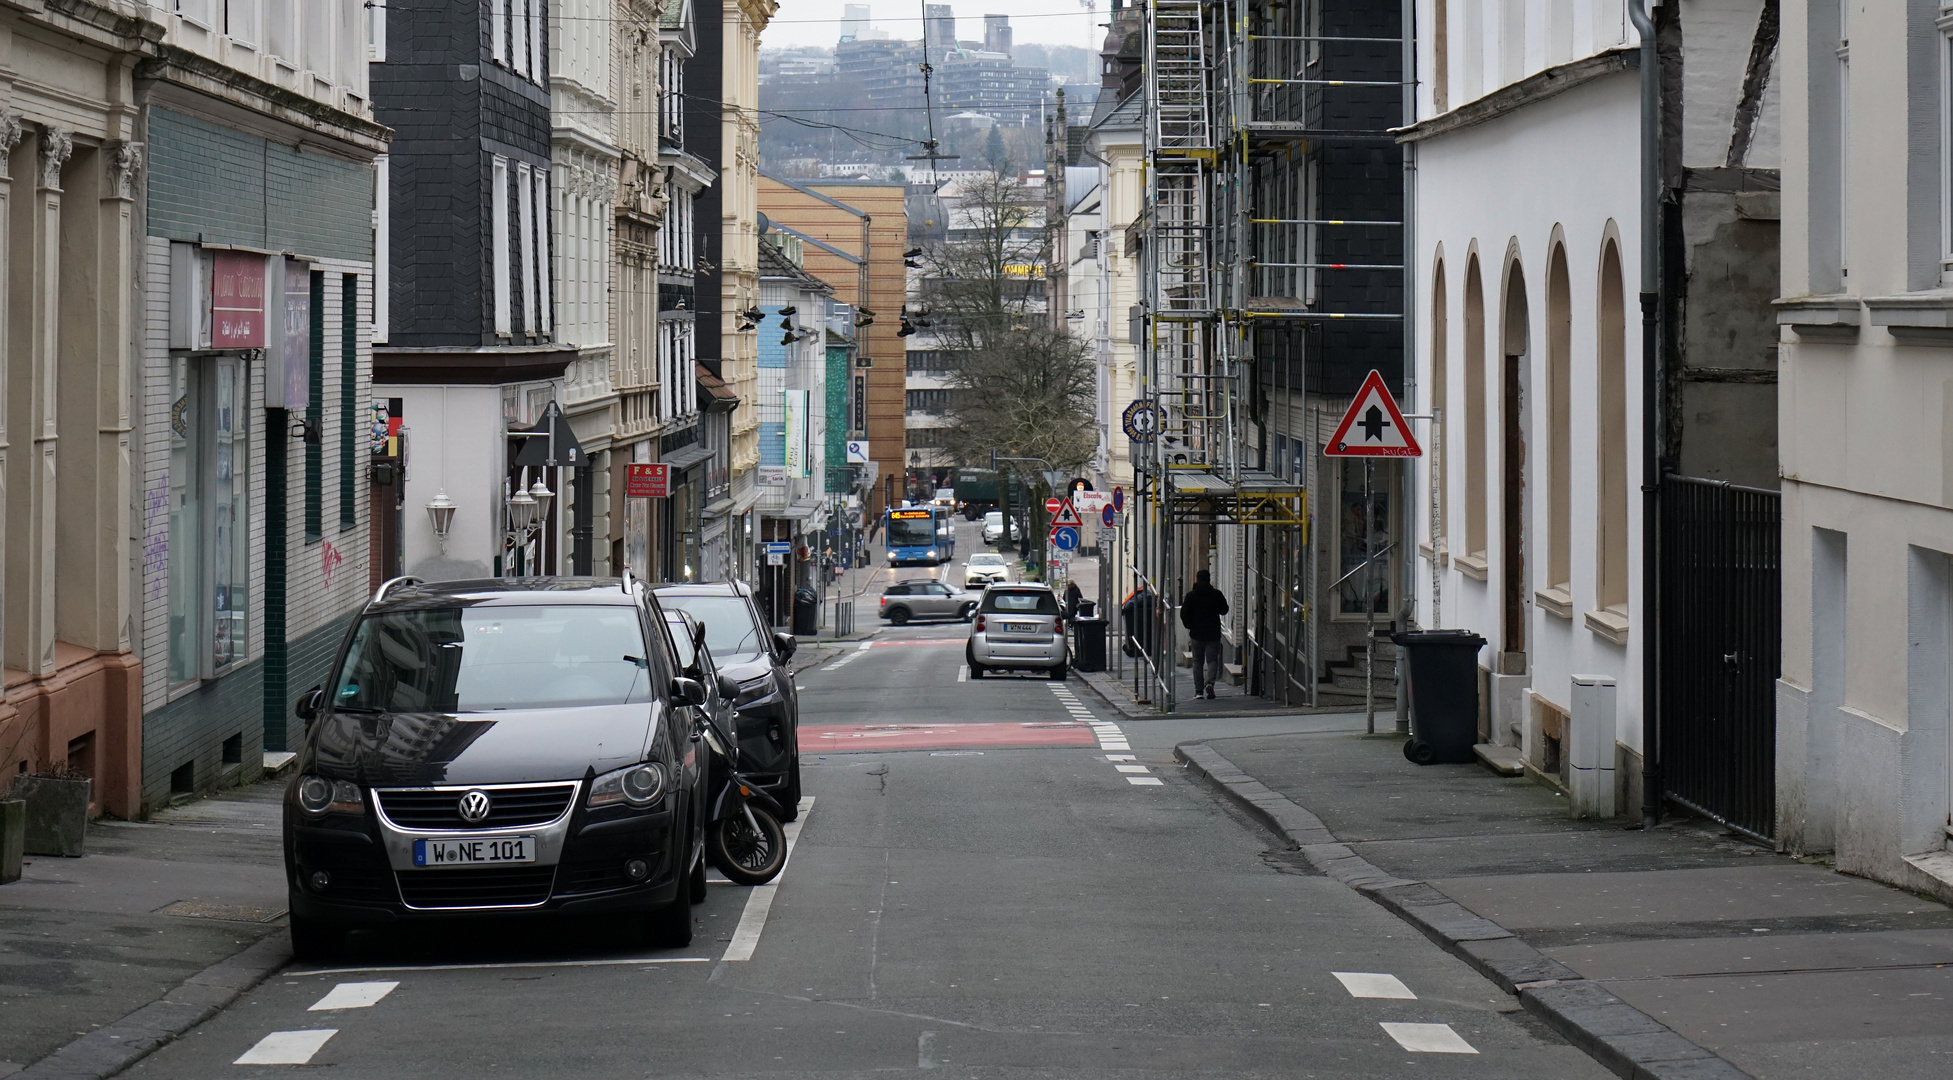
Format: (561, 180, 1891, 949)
(702, 676, 789, 886)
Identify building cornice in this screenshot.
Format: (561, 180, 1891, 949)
(1394, 48, 1636, 145)
(136, 44, 390, 158)
(22, 0, 164, 53)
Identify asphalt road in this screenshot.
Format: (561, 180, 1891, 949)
(123, 594, 1611, 1078)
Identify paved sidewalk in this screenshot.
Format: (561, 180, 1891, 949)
(0, 779, 290, 1075)
(1180, 723, 1953, 1080)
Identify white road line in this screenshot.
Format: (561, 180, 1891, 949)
(1332, 972, 1417, 1000)
(1126, 777, 1164, 786)
(957, 665, 969, 682)
(307, 981, 399, 1011)
(1105, 754, 1135, 762)
(1114, 764, 1149, 774)
(234, 1030, 337, 1065)
(1379, 1022, 1478, 1054)
(289, 957, 712, 977)
(856, 639, 875, 650)
(721, 795, 815, 963)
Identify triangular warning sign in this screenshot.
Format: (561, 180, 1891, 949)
(1051, 499, 1085, 528)
(1323, 370, 1423, 458)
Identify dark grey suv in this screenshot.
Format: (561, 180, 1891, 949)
(282, 576, 709, 961)
(652, 582, 802, 819)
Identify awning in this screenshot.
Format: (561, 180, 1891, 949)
(662, 444, 714, 471)
(697, 363, 739, 413)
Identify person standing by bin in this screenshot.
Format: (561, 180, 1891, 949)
(1179, 570, 1231, 700)
(1062, 580, 1083, 622)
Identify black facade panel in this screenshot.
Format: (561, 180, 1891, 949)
(690, 1, 725, 371)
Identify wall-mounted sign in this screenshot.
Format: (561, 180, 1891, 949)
(846, 440, 871, 465)
(626, 463, 670, 498)
(210, 251, 266, 349)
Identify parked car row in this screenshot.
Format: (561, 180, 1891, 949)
(281, 575, 800, 961)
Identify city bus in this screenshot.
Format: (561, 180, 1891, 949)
(886, 506, 954, 566)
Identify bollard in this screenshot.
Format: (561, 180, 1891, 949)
(0, 799, 24, 883)
(1569, 675, 1618, 819)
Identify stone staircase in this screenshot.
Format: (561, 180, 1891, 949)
(1317, 634, 1399, 708)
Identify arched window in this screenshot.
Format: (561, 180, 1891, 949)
(1546, 243, 1572, 597)
(1464, 254, 1487, 562)
(1430, 257, 1449, 555)
(1596, 240, 1629, 615)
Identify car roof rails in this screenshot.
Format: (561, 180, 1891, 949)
(371, 575, 423, 605)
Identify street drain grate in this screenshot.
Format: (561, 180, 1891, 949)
(154, 901, 287, 923)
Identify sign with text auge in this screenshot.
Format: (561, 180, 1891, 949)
(210, 252, 266, 349)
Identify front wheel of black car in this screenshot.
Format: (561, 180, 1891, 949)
(710, 804, 787, 886)
(688, 844, 709, 904)
(289, 911, 342, 964)
(778, 756, 802, 822)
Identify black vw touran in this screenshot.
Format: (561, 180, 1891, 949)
(282, 576, 710, 961)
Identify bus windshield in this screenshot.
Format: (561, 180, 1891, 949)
(888, 515, 937, 547)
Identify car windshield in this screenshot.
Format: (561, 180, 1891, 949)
(889, 517, 936, 546)
(982, 591, 1060, 615)
(333, 605, 651, 713)
(969, 554, 1005, 566)
(659, 594, 764, 660)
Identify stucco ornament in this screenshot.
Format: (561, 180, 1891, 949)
(0, 113, 23, 178)
(37, 125, 74, 190)
(106, 142, 144, 200)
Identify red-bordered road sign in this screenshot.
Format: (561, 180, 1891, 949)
(1323, 370, 1423, 457)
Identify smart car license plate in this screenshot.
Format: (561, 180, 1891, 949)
(413, 836, 535, 867)
(1007, 623, 1037, 633)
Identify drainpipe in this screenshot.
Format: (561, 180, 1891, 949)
(1628, 0, 1662, 831)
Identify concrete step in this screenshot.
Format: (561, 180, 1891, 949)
(1474, 742, 1524, 777)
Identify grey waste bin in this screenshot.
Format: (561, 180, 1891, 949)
(1072, 615, 1107, 672)
(792, 587, 820, 636)
(1391, 629, 1488, 765)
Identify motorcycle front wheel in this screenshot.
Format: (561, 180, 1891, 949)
(709, 803, 788, 886)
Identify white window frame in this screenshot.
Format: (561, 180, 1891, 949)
(512, 0, 529, 76)
(535, 168, 553, 334)
(374, 155, 389, 342)
(493, 156, 513, 335)
(177, 0, 216, 31)
(529, 0, 545, 82)
(518, 162, 538, 334)
(226, 0, 260, 47)
(492, 0, 507, 63)
(369, 0, 385, 62)
(1941, 8, 1953, 281)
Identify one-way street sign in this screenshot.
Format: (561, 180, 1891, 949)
(1323, 370, 1422, 457)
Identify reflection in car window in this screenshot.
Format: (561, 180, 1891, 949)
(658, 594, 763, 659)
(982, 591, 1060, 614)
(334, 605, 652, 712)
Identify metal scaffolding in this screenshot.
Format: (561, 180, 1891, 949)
(1132, 0, 1404, 712)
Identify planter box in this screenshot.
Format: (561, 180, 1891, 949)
(0, 800, 23, 883)
(7, 775, 90, 857)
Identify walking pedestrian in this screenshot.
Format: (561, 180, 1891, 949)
(1179, 569, 1230, 700)
(1062, 579, 1083, 622)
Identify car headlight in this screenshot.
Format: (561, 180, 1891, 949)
(296, 774, 364, 816)
(588, 762, 668, 809)
(734, 674, 774, 706)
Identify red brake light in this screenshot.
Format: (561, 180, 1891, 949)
(974, 614, 986, 632)
(1054, 618, 1064, 634)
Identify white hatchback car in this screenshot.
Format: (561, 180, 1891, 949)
(965, 552, 1011, 588)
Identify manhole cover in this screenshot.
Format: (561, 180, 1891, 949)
(154, 901, 286, 923)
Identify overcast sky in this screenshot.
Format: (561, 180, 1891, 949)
(760, 2, 1113, 52)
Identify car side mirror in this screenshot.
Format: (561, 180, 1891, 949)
(772, 632, 797, 660)
(294, 686, 326, 724)
(670, 677, 708, 707)
(717, 674, 741, 701)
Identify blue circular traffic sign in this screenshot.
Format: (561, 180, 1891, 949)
(1112, 486, 1125, 511)
(1102, 505, 1117, 528)
(1052, 526, 1080, 551)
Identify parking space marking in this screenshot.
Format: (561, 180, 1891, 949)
(1332, 972, 1417, 1000)
(720, 796, 815, 963)
(1378, 1022, 1477, 1054)
(307, 981, 399, 1011)
(1126, 777, 1164, 786)
(234, 1030, 337, 1065)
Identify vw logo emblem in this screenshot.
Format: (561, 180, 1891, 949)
(457, 790, 492, 824)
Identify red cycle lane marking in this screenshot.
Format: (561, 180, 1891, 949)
(798, 722, 1095, 751)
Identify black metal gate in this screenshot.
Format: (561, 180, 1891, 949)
(1658, 476, 1781, 840)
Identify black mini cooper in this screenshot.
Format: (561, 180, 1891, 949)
(283, 576, 711, 960)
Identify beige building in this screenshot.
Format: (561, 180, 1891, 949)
(1776, 0, 1953, 900)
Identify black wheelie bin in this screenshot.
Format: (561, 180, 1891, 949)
(1390, 629, 1487, 765)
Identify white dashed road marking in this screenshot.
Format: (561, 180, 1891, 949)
(234, 1030, 337, 1066)
(1126, 777, 1164, 786)
(1332, 972, 1417, 1000)
(1379, 1022, 1478, 1054)
(1047, 684, 1150, 784)
(721, 796, 814, 963)
(307, 981, 399, 1011)
(958, 665, 969, 682)
(1114, 764, 1149, 774)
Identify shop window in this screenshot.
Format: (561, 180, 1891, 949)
(168, 354, 251, 686)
